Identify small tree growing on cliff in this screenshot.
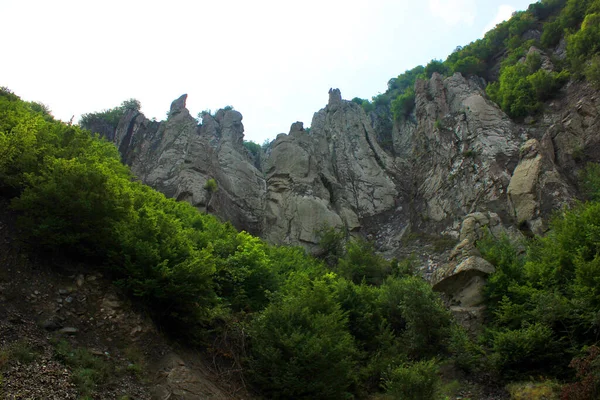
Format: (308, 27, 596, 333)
(204, 178, 218, 214)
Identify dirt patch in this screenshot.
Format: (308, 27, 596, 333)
(0, 198, 244, 399)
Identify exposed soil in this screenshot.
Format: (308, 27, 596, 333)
(0, 197, 246, 399)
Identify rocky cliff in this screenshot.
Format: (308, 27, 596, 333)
(88, 65, 599, 260)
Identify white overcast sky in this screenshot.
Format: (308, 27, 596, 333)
(1, 0, 535, 144)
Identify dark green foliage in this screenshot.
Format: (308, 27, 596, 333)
(380, 276, 452, 358)
(584, 55, 600, 89)
(242, 140, 261, 157)
(452, 55, 486, 76)
(248, 278, 356, 399)
(337, 239, 389, 285)
(541, 19, 564, 48)
(390, 88, 416, 121)
(478, 233, 526, 315)
(567, 12, 600, 71)
(214, 232, 278, 312)
(479, 185, 600, 379)
(387, 66, 425, 92)
(424, 59, 449, 78)
(79, 98, 140, 130)
(383, 360, 441, 400)
(579, 163, 600, 200)
(448, 324, 484, 373)
(351, 97, 375, 113)
(490, 323, 562, 378)
(317, 227, 346, 267)
(486, 56, 569, 118)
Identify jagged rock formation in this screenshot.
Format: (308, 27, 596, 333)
(112, 94, 266, 235)
(264, 89, 397, 247)
(86, 72, 597, 258)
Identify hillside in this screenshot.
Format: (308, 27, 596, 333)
(3, 0, 600, 399)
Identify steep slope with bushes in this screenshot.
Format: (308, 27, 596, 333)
(4, 0, 600, 398)
(1, 88, 474, 399)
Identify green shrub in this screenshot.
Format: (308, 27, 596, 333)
(380, 276, 452, 358)
(79, 98, 140, 130)
(242, 140, 261, 157)
(390, 89, 416, 122)
(584, 55, 600, 88)
(214, 232, 278, 312)
(452, 55, 486, 77)
(424, 59, 449, 78)
(317, 226, 346, 267)
(248, 278, 357, 399)
(478, 233, 526, 315)
(541, 19, 564, 48)
(491, 323, 562, 377)
(337, 239, 390, 285)
(448, 325, 484, 373)
(383, 360, 441, 400)
(567, 13, 600, 71)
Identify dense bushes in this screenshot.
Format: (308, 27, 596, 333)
(79, 98, 140, 130)
(477, 184, 600, 381)
(486, 54, 569, 118)
(248, 277, 357, 399)
(383, 360, 441, 400)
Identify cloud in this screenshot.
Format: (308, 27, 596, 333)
(482, 4, 516, 36)
(428, 0, 476, 27)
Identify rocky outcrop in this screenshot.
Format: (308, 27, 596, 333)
(407, 73, 521, 227)
(102, 89, 399, 248)
(432, 212, 513, 333)
(112, 94, 266, 234)
(264, 89, 397, 246)
(86, 75, 596, 256)
(507, 138, 573, 234)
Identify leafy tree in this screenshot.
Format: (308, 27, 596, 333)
(383, 360, 441, 400)
(249, 277, 357, 399)
(452, 55, 486, 77)
(541, 19, 564, 48)
(390, 89, 416, 122)
(567, 12, 600, 71)
(242, 140, 261, 157)
(337, 239, 389, 285)
(424, 59, 449, 78)
(380, 276, 452, 358)
(79, 98, 141, 130)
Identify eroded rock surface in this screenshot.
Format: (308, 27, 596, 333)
(86, 77, 596, 256)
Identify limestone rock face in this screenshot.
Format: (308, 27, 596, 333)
(264, 90, 397, 246)
(88, 78, 595, 254)
(387, 73, 521, 240)
(111, 95, 266, 234)
(507, 138, 573, 234)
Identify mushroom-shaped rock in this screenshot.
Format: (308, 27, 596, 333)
(432, 256, 495, 308)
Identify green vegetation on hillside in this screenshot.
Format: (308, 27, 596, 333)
(473, 163, 600, 397)
(79, 98, 140, 130)
(359, 0, 600, 124)
(0, 87, 463, 398)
